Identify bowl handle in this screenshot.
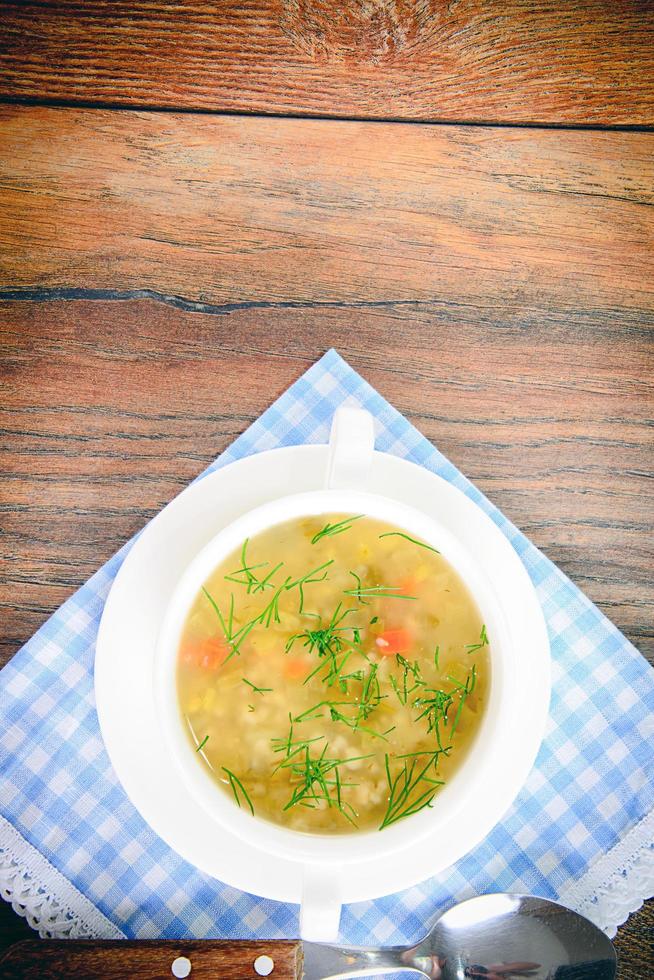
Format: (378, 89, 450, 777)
(300, 863, 342, 941)
(326, 407, 375, 490)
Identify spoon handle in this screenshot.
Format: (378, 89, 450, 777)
(302, 940, 433, 979)
(0, 939, 303, 979)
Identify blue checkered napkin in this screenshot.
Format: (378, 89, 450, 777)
(1, 349, 652, 947)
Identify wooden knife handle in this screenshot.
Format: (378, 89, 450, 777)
(0, 939, 303, 979)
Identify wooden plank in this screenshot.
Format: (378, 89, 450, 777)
(1, 107, 653, 311)
(1, 297, 652, 665)
(0, 2, 653, 124)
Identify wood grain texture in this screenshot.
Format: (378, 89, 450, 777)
(0, 1, 653, 125)
(0, 105, 652, 972)
(0, 106, 652, 666)
(1, 298, 652, 665)
(0, 939, 303, 978)
(1, 107, 653, 310)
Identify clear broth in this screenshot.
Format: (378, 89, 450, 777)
(177, 514, 490, 833)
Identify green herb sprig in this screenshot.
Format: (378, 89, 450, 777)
(448, 664, 477, 736)
(222, 767, 254, 815)
(357, 662, 383, 722)
(242, 678, 273, 696)
(224, 538, 273, 594)
(286, 603, 361, 689)
(378, 531, 440, 554)
(201, 586, 257, 662)
(270, 715, 326, 773)
(465, 624, 489, 655)
(279, 742, 372, 826)
(380, 753, 444, 829)
(344, 579, 417, 603)
(287, 560, 334, 615)
(311, 515, 363, 545)
(390, 654, 425, 706)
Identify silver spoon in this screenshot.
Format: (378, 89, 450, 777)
(0, 893, 617, 979)
(304, 893, 617, 980)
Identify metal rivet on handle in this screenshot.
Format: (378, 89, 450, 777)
(254, 954, 275, 976)
(171, 956, 192, 978)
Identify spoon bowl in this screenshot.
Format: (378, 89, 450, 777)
(304, 894, 617, 980)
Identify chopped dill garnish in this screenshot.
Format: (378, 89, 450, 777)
(380, 753, 444, 829)
(413, 665, 477, 745)
(271, 714, 296, 758)
(390, 654, 425, 706)
(449, 666, 477, 736)
(305, 647, 355, 689)
(270, 715, 327, 773)
(293, 701, 333, 723)
(336, 666, 365, 695)
(465, 624, 488, 654)
(252, 561, 284, 594)
(343, 583, 417, 602)
(257, 575, 293, 628)
(201, 585, 226, 633)
(378, 531, 440, 553)
(286, 603, 362, 690)
(224, 538, 274, 594)
(292, 668, 387, 739)
(469, 663, 477, 693)
(248, 704, 255, 712)
(434, 645, 440, 670)
(226, 593, 234, 637)
(347, 571, 366, 604)
(357, 662, 383, 722)
(196, 734, 209, 753)
(222, 767, 254, 815)
(450, 694, 467, 735)
(327, 705, 390, 741)
(201, 586, 258, 662)
(279, 742, 372, 826)
(414, 687, 454, 738)
(204, 554, 337, 670)
(287, 559, 334, 614)
(370, 615, 379, 624)
(311, 515, 364, 545)
(242, 678, 273, 695)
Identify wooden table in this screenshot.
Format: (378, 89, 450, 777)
(1, 3, 652, 975)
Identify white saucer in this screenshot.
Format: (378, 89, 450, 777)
(95, 446, 550, 905)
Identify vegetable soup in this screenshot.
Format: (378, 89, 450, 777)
(177, 514, 490, 833)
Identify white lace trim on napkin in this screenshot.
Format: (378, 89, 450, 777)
(0, 815, 124, 940)
(557, 808, 654, 938)
(1, 810, 652, 942)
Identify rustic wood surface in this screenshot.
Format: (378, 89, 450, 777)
(1, 1, 654, 125)
(0, 939, 303, 979)
(0, 105, 652, 974)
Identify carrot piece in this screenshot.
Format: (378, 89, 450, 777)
(396, 576, 418, 596)
(199, 637, 228, 670)
(284, 657, 309, 679)
(180, 636, 229, 670)
(375, 627, 412, 656)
